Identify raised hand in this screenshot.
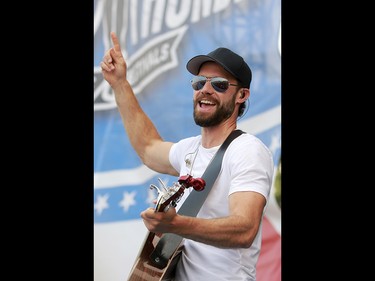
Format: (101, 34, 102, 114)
(100, 32, 127, 89)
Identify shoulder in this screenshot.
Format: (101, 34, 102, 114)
(227, 132, 273, 166)
(173, 135, 201, 149)
(232, 132, 271, 153)
(170, 135, 202, 157)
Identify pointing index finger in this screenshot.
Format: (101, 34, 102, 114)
(110, 31, 121, 52)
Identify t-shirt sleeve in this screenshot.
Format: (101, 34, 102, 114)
(227, 135, 274, 201)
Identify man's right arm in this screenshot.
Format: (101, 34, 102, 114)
(101, 32, 178, 176)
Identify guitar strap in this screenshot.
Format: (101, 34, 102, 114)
(149, 129, 245, 269)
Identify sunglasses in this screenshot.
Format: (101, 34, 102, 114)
(191, 76, 239, 93)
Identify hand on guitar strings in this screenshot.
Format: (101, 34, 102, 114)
(141, 206, 178, 234)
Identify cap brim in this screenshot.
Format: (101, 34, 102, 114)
(186, 55, 238, 80)
(186, 55, 216, 75)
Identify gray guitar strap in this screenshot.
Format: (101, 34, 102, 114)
(149, 129, 244, 269)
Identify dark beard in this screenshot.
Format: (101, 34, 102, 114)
(193, 97, 236, 127)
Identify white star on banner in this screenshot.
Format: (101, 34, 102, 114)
(119, 191, 137, 212)
(94, 193, 110, 215)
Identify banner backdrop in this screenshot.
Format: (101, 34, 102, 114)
(94, 0, 281, 280)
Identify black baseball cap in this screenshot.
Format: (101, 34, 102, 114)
(186, 47, 252, 88)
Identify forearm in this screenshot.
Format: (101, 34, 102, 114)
(114, 80, 161, 156)
(173, 215, 258, 249)
(113, 80, 177, 175)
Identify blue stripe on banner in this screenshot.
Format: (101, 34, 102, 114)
(94, 175, 176, 223)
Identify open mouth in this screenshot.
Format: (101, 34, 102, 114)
(199, 99, 216, 109)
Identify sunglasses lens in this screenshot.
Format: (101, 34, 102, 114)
(191, 76, 231, 93)
(191, 76, 206, 91)
(211, 78, 229, 93)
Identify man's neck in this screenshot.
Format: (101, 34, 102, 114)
(200, 123, 237, 148)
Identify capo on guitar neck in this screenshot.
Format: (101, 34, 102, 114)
(178, 175, 205, 191)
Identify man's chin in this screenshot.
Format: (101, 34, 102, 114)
(194, 115, 218, 127)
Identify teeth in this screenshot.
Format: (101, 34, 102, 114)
(200, 100, 214, 105)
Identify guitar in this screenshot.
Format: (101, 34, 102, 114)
(127, 175, 205, 281)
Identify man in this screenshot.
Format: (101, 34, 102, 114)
(101, 31, 274, 281)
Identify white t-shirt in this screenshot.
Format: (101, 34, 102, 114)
(168, 132, 274, 281)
